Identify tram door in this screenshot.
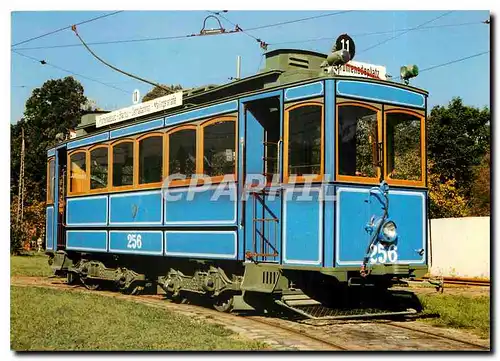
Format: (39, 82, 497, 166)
(243, 96, 282, 263)
(56, 147, 67, 249)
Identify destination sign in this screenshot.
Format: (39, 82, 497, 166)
(96, 91, 183, 128)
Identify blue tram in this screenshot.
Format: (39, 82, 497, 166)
(46, 43, 428, 315)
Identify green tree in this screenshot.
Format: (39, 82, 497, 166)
(11, 77, 87, 252)
(11, 76, 87, 201)
(427, 97, 490, 198)
(142, 84, 182, 102)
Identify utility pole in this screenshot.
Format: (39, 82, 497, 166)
(16, 127, 25, 228)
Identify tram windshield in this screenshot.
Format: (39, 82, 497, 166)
(337, 101, 425, 186)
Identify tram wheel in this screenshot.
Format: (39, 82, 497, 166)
(213, 293, 234, 313)
(67, 272, 78, 285)
(81, 278, 100, 291)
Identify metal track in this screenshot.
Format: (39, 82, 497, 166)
(246, 316, 349, 350)
(382, 322, 489, 350)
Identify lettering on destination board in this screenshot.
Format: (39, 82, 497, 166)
(329, 60, 387, 80)
(96, 91, 183, 128)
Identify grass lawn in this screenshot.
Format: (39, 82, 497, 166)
(10, 253, 52, 277)
(418, 293, 490, 339)
(11, 286, 266, 351)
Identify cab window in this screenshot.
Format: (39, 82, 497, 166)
(385, 111, 424, 184)
(337, 104, 379, 181)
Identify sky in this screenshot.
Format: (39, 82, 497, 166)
(10, 10, 491, 124)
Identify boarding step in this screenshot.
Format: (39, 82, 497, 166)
(276, 293, 418, 320)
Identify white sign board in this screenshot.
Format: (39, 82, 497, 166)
(96, 91, 183, 128)
(329, 61, 387, 80)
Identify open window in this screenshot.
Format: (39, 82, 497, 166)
(112, 140, 134, 189)
(336, 102, 381, 184)
(138, 133, 163, 187)
(384, 109, 425, 187)
(166, 125, 197, 186)
(68, 151, 88, 195)
(284, 101, 324, 183)
(47, 158, 55, 203)
(201, 117, 237, 182)
(89, 146, 109, 191)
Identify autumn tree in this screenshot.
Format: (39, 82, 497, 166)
(142, 84, 182, 102)
(469, 151, 490, 216)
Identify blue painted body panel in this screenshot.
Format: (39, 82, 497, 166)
(66, 195, 108, 227)
(165, 100, 238, 126)
(67, 132, 109, 150)
(45, 206, 54, 250)
(324, 80, 335, 182)
(164, 184, 237, 226)
(245, 108, 265, 176)
(47, 148, 55, 157)
(110, 118, 163, 140)
(165, 231, 237, 259)
(109, 190, 163, 226)
(109, 230, 163, 255)
(335, 186, 426, 266)
(66, 230, 108, 252)
(336, 80, 425, 108)
(282, 187, 323, 266)
(323, 185, 335, 267)
(284, 81, 324, 101)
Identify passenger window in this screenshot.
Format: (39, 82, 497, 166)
(139, 135, 163, 184)
(202, 119, 236, 178)
(286, 104, 323, 180)
(168, 128, 196, 180)
(386, 112, 422, 181)
(47, 158, 55, 203)
(337, 104, 379, 179)
(112, 141, 134, 187)
(90, 147, 108, 190)
(69, 151, 87, 193)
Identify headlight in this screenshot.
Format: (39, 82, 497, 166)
(381, 220, 397, 242)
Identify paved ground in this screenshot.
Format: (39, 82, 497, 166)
(10, 276, 490, 351)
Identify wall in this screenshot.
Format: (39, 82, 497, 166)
(429, 217, 490, 279)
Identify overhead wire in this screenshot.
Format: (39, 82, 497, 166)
(209, 11, 268, 50)
(358, 11, 454, 54)
(11, 49, 129, 93)
(269, 20, 487, 47)
(12, 10, 124, 48)
(13, 10, 354, 51)
(394, 50, 489, 81)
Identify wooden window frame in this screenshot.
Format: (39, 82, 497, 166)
(284, 101, 324, 184)
(46, 157, 55, 204)
(88, 144, 110, 194)
(67, 149, 89, 196)
(136, 132, 165, 190)
(165, 125, 199, 187)
(110, 138, 136, 192)
(200, 116, 238, 184)
(384, 108, 426, 187)
(335, 101, 382, 185)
